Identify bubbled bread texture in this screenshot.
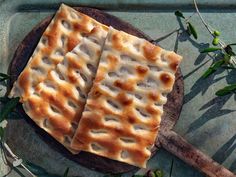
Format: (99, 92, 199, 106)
(10, 4, 108, 100)
(71, 27, 182, 167)
(10, 4, 108, 151)
(24, 26, 108, 151)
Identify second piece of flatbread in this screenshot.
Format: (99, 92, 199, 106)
(71, 27, 182, 167)
(23, 26, 108, 151)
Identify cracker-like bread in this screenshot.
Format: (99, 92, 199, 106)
(9, 4, 108, 101)
(71, 27, 182, 167)
(23, 25, 108, 151)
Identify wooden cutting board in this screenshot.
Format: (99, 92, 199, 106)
(7, 7, 235, 177)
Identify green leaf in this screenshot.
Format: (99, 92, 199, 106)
(187, 22, 198, 39)
(186, 25, 192, 36)
(202, 59, 225, 78)
(132, 175, 144, 177)
(0, 73, 10, 82)
(23, 161, 48, 175)
(0, 127, 4, 140)
(223, 53, 231, 63)
(146, 170, 155, 177)
(154, 169, 164, 177)
(222, 65, 236, 69)
(174, 10, 185, 19)
(63, 167, 69, 177)
(0, 97, 20, 122)
(200, 47, 221, 53)
(216, 84, 236, 96)
(224, 45, 236, 56)
(228, 43, 236, 46)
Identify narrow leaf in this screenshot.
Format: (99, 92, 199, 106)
(0, 127, 4, 139)
(228, 43, 236, 46)
(174, 10, 185, 19)
(188, 22, 198, 39)
(202, 59, 224, 78)
(63, 167, 69, 177)
(216, 84, 236, 96)
(200, 47, 221, 53)
(23, 161, 47, 175)
(0, 73, 10, 82)
(186, 25, 192, 36)
(0, 97, 20, 122)
(225, 45, 236, 56)
(0, 73, 9, 78)
(222, 65, 236, 69)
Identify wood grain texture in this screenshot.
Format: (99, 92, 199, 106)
(8, 7, 183, 173)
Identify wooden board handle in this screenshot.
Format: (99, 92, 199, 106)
(158, 130, 236, 177)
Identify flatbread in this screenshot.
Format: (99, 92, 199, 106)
(71, 27, 182, 167)
(23, 25, 108, 151)
(9, 4, 108, 101)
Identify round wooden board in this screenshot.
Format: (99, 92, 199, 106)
(7, 7, 184, 174)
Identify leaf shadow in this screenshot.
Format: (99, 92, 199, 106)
(185, 94, 235, 134)
(184, 70, 225, 104)
(212, 134, 236, 165)
(229, 159, 236, 173)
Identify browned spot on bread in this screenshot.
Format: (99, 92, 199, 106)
(112, 32, 123, 50)
(166, 52, 182, 72)
(67, 71, 77, 84)
(114, 80, 134, 91)
(67, 55, 82, 69)
(107, 54, 119, 70)
(136, 65, 148, 76)
(117, 92, 133, 106)
(127, 115, 136, 124)
(67, 36, 80, 51)
(148, 91, 160, 102)
(91, 88, 102, 98)
(146, 105, 159, 115)
(142, 41, 161, 61)
(160, 72, 172, 87)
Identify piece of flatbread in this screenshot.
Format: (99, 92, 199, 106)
(23, 25, 108, 151)
(71, 27, 182, 167)
(9, 4, 108, 101)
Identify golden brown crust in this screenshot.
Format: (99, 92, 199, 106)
(11, 4, 108, 151)
(71, 27, 182, 167)
(10, 4, 108, 100)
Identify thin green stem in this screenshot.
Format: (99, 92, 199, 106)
(193, 0, 226, 48)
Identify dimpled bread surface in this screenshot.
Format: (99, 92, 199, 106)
(10, 4, 108, 101)
(9, 4, 108, 151)
(71, 27, 182, 167)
